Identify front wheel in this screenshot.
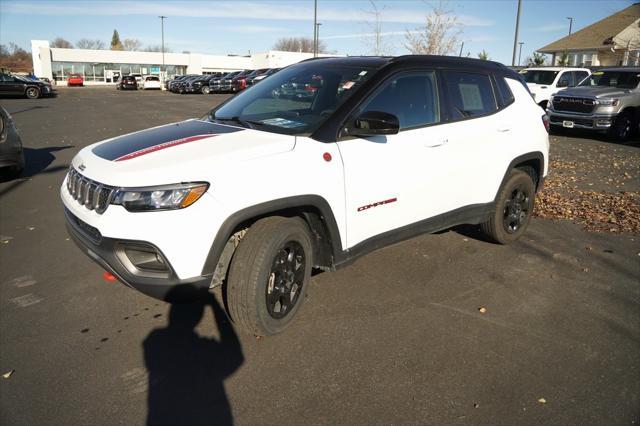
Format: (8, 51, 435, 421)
(201, 86, 210, 94)
(609, 111, 634, 142)
(481, 169, 535, 244)
(226, 216, 313, 336)
(25, 87, 40, 99)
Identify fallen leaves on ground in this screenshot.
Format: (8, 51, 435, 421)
(535, 160, 640, 234)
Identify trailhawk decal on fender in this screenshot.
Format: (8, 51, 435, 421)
(91, 120, 243, 161)
(357, 197, 397, 212)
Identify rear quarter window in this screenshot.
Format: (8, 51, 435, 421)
(494, 75, 515, 107)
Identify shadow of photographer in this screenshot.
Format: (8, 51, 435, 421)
(143, 290, 244, 426)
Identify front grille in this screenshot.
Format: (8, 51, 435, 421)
(66, 168, 115, 214)
(65, 208, 102, 243)
(552, 96, 595, 114)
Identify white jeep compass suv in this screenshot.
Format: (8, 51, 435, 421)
(62, 56, 549, 335)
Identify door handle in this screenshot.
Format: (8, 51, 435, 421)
(497, 127, 511, 133)
(424, 138, 448, 148)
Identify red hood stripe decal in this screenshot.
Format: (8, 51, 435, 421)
(114, 134, 216, 161)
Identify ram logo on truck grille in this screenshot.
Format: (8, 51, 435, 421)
(66, 168, 115, 214)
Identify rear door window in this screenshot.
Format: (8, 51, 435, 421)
(443, 71, 497, 119)
(360, 71, 440, 130)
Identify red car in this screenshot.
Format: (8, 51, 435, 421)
(67, 74, 84, 87)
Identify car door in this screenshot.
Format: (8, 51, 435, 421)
(337, 70, 459, 248)
(0, 74, 21, 95)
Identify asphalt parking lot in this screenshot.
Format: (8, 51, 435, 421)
(1, 87, 639, 425)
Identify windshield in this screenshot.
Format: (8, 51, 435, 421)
(519, 70, 559, 85)
(579, 71, 640, 89)
(211, 62, 379, 136)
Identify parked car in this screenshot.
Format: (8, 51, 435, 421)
(0, 73, 55, 99)
(173, 76, 201, 94)
(142, 75, 162, 90)
(61, 55, 548, 336)
(219, 70, 250, 93)
(185, 75, 215, 94)
(243, 68, 269, 88)
(520, 67, 590, 108)
(0, 106, 25, 177)
(116, 75, 138, 90)
(67, 73, 84, 87)
(131, 74, 144, 85)
(209, 71, 240, 93)
(249, 68, 280, 86)
(166, 75, 190, 91)
(546, 67, 640, 141)
(230, 70, 255, 93)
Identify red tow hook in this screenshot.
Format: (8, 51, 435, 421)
(102, 271, 117, 282)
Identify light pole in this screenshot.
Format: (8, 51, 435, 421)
(567, 17, 573, 36)
(315, 23, 322, 56)
(459, 41, 464, 57)
(313, 0, 317, 57)
(158, 15, 166, 79)
(518, 42, 524, 66)
(511, 0, 522, 66)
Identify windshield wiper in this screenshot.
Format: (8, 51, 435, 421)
(213, 116, 255, 129)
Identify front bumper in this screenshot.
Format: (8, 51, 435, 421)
(64, 207, 212, 301)
(547, 110, 616, 130)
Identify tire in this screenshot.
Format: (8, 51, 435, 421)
(608, 111, 634, 142)
(481, 169, 535, 244)
(201, 86, 210, 94)
(25, 87, 40, 99)
(226, 216, 313, 336)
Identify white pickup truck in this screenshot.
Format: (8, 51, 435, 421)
(520, 67, 591, 108)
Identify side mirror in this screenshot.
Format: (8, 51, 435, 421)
(556, 80, 570, 88)
(349, 111, 399, 136)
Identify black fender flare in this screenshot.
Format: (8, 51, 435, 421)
(201, 195, 343, 275)
(494, 151, 546, 204)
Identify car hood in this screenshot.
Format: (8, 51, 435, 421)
(72, 119, 295, 187)
(554, 86, 630, 99)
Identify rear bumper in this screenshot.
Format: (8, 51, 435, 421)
(64, 207, 212, 301)
(547, 110, 615, 130)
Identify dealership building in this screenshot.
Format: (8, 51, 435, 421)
(30, 40, 320, 84)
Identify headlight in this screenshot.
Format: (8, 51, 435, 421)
(596, 99, 619, 107)
(111, 182, 209, 212)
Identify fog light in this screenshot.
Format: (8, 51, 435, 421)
(124, 245, 169, 272)
(596, 119, 611, 127)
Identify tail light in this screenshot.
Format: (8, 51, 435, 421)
(542, 114, 549, 133)
(305, 85, 318, 92)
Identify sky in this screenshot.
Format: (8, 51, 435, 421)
(0, 0, 634, 65)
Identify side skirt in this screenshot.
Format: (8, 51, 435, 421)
(334, 202, 494, 269)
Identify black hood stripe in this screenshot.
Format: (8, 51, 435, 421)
(92, 120, 243, 161)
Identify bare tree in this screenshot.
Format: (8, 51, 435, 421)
(51, 37, 74, 48)
(76, 39, 105, 50)
(404, 1, 462, 55)
(122, 38, 142, 51)
(143, 45, 173, 53)
(363, 0, 393, 55)
(477, 49, 490, 60)
(0, 43, 33, 72)
(273, 37, 327, 53)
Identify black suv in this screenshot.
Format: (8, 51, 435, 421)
(209, 71, 240, 93)
(0, 74, 54, 99)
(185, 75, 215, 94)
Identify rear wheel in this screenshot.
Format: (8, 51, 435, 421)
(481, 169, 535, 244)
(25, 87, 40, 99)
(226, 216, 312, 336)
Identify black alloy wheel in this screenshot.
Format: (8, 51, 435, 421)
(502, 185, 531, 234)
(610, 112, 633, 142)
(266, 241, 306, 319)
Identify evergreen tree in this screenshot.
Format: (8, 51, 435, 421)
(110, 30, 123, 50)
